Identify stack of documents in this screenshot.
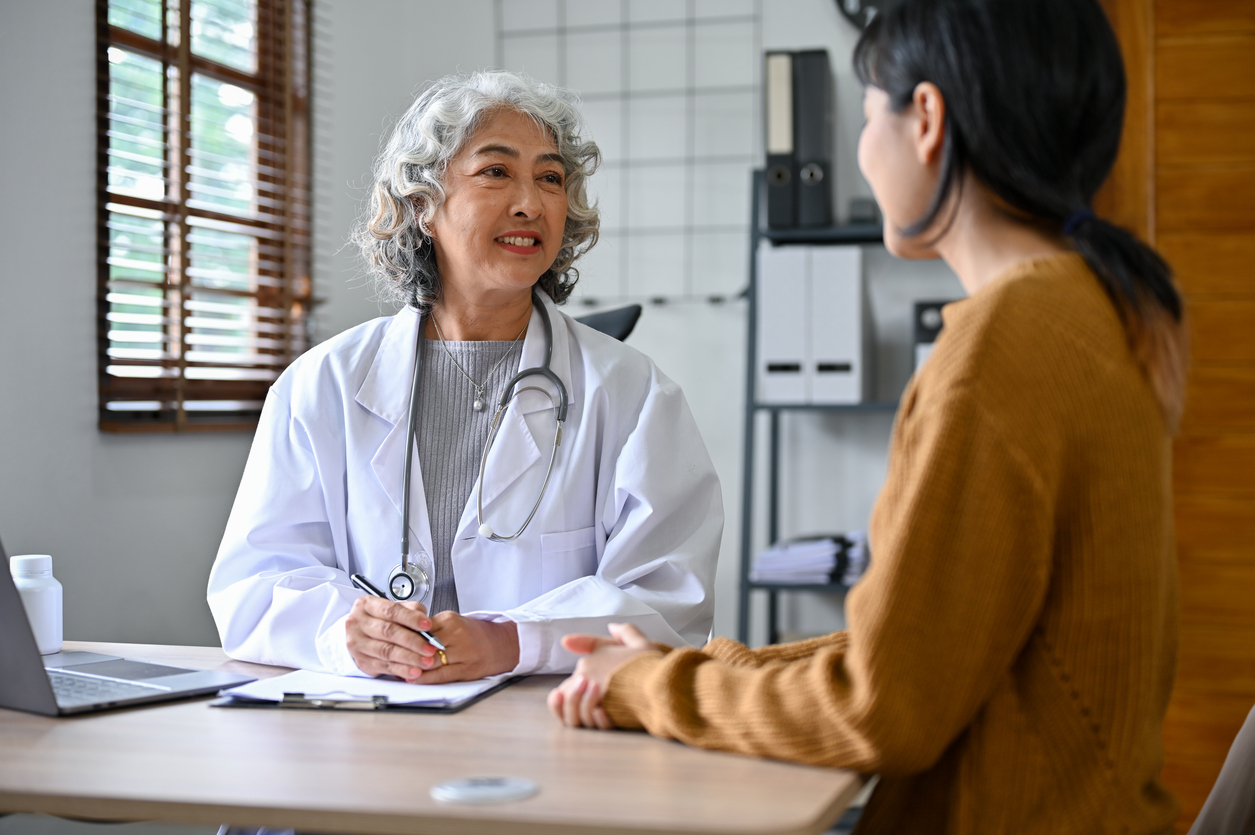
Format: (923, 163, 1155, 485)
(751, 538, 841, 584)
(841, 531, 869, 586)
(751, 532, 871, 586)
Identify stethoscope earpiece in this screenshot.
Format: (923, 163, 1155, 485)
(478, 523, 495, 539)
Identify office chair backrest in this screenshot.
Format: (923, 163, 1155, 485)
(574, 304, 643, 342)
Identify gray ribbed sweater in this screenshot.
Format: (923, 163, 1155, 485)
(417, 336, 524, 615)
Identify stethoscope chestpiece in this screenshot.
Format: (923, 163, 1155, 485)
(388, 560, 431, 603)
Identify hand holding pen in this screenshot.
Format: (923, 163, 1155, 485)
(347, 574, 521, 684)
(346, 573, 446, 682)
(350, 574, 446, 650)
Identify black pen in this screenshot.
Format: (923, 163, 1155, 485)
(350, 573, 446, 651)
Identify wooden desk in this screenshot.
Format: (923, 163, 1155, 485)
(0, 642, 861, 835)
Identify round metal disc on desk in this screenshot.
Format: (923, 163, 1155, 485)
(430, 776, 539, 804)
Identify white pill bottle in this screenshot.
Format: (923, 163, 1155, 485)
(10, 555, 63, 655)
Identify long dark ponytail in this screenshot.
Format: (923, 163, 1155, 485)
(854, 0, 1188, 430)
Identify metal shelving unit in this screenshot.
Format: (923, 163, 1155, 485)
(737, 171, 892, 644)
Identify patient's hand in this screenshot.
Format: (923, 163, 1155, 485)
(548, 622, 653, 729)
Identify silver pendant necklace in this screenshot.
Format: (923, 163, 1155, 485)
(429, 312, 528, 412)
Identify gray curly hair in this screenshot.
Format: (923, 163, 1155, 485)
(354, 70, 601, 310)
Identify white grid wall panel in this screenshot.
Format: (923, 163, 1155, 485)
(496, 0, 761, 303)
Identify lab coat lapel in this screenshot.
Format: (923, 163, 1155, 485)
(356, 307, 435, 562)
(461, 294, 573, 532)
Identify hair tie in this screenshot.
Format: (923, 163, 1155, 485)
(1064, 208, 1095, 236)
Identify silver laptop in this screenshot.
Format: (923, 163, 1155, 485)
(1, 536, 254, 716)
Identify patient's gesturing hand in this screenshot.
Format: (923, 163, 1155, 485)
(548, 622, 653, 729)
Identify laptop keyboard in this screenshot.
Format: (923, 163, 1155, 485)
(49, 670, 168, 708)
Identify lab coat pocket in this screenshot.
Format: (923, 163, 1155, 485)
(540, 526, 598, 590)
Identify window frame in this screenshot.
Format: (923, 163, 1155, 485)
(95, 0, 313, 432)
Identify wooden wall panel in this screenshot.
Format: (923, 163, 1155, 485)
(1174, 434, 1255, 494)
(1176, 560, 1255, 625)
(1156, 35, 1255, 100)
(1163, 695, 1255, 759)
(1157, 0, 1255, 37)
(1174, 495, 1255, 549)
(1159, 232, 1255, 295)
(1181, 367, 1255, 432)
(1172, 622, 1255, 697)
(1134, 1, 1255, 830)
(1157, 167, 1255, 231)
(1158, 100, 1255, 167)
(1186, 300, 1255, 362)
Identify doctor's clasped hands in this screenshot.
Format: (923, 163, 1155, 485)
(345, 596, 520, 683)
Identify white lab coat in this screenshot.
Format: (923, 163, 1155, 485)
(207, 293, 722, 676)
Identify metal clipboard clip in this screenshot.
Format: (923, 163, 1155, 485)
(279, 692, 390, 710)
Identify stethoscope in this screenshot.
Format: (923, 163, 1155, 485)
(386, 291, 569, 603)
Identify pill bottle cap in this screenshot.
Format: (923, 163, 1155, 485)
(10, 555, 53, 577)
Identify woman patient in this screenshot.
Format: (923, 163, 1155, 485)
(208, 71, 721, 684)
(550, 1, 1187, 833)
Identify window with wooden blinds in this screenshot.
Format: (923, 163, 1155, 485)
(96, 0, 312, 431)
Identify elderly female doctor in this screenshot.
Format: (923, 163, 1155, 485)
(207, 71, 721, 684)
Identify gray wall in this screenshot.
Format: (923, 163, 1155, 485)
(0, 0, 961, 653)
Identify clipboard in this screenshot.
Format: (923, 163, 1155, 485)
(209, 671, 522, 714)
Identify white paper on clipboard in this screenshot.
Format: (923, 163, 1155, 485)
(218, 670, 512, 708)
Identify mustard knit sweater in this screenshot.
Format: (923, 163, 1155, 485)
(603, 254, 1180, 835)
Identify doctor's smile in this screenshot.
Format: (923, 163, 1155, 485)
(495, 233, 541, 253)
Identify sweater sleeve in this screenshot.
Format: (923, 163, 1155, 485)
(702, 633, 849, 667)
(601, 385, 1054, 775)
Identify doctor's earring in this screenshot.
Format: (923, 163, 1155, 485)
(387, 553, 433, 604)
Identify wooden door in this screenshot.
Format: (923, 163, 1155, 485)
(1098, 0, 1255, 830)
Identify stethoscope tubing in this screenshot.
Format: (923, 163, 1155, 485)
(476, 384, 563, 542)
(399, 307, 427, 569)
(399, 291, 569, 576)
